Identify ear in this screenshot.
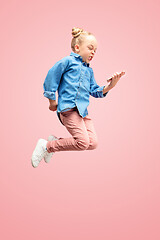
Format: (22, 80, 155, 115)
(75, 44, 80, 52)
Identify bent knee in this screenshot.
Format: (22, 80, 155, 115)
(89, 139, 98, 150)
(76, 138, 90, 150)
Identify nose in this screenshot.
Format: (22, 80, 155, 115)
(91, 49, 96, 56)
(91, 51, 94, 56)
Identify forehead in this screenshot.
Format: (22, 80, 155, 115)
(84, 35, 98, 48)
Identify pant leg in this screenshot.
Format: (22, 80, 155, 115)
(83, 115, 98, 150)
(46, 109, 90, 153)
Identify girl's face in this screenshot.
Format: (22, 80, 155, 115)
(74, 35, 98, 64)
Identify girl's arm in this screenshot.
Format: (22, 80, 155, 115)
(43, 57, 69, 111)
(89, 69, 109, 98)
(43, 57, 69, 100)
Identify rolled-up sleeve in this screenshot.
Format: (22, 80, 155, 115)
(89, 69, 109, 98)
(43, 58, 68, 100)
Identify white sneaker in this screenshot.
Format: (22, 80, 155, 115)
(44, 135, 59, 163)
(31, 139, 48, 168)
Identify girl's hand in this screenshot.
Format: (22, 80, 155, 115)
(49, 104, 57, 111)
(107, 71, 125, 89)
(48, 99, 57, 111)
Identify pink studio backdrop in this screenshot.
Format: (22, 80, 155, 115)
(1, 0, 160, 239)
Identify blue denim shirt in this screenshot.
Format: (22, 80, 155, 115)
(43, 51, 109, 124)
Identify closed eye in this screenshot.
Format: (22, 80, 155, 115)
(88, 46, 96, 53)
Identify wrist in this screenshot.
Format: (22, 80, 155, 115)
(49, 99, 57, 105)
(103, 85, 112, 94)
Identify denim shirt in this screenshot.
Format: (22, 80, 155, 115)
(43, 51, 109, 125)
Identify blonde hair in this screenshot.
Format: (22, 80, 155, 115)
(71, 27, 94, 52)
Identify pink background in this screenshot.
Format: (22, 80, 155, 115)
(1, 0, 160, 239)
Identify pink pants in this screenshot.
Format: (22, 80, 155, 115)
(46, 107, 98, 153)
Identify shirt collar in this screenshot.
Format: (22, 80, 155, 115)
(70, 51, 90, 67)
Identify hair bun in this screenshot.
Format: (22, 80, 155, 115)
(72, 27, 84, 38)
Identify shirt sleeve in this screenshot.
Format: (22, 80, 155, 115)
(89, 69, 109, 98)
(43, 57, 68, 100)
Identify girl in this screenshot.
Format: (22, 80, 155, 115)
(31, 27, 125, 168)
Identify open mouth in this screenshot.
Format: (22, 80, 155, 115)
(88, 56, 93, 61)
